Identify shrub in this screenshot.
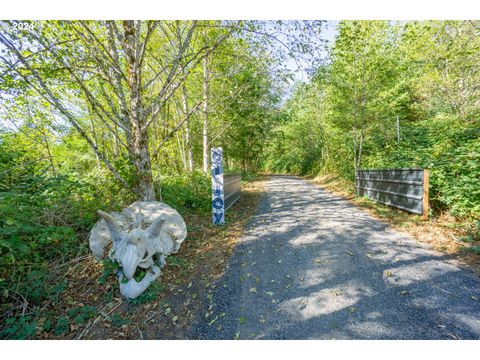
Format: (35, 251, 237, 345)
(159, 170, 211, 213)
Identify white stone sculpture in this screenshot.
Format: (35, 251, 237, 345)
(89, 201, 187, 299)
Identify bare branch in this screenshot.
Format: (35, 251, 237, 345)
(145, 30, 231, 130)
(0, 31, 132, 190)
(143, 21, 197, 121)
(151, 99, 203, 159)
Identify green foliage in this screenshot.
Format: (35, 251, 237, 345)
(0, 315, 37, 340)
(1, 305, 97, 339)
(98, 258, 121, 285)
(263, 83, 325, 175)
(215, 56, 280, 172)
(53, 316, 69, 336)
(166, 254, 193, 278)
(109, 313, 131, 327)
(0, 131, 126, 306)
(21, 272, 67, 306)
(159, 171, 211, 213)
(67, 305, 97, 325)
(240, 171, 260, 183)
(263, 20, 480, 219)
(461, 221, 480, 243)
(469, 246, 480, 255)
(166, 254, 191, 269)
(129, 282, 163, 306)
(364, 118, 480, 217)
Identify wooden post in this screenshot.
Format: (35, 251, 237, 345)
(422, 169, 429, 220)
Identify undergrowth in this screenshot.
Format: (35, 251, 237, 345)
(0, 146, 219, 338)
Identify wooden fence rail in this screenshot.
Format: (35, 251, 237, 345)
(355, 168, 429, 219)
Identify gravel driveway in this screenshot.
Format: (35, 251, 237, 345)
(191, 176, 480, 339)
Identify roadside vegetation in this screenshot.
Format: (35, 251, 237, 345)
(262, 20, 480, 264)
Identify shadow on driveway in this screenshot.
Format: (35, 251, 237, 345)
(190, 176, 480, 339)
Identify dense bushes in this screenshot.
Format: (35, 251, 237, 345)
(264, 106, 480, 220)
(159, 170, 212, 214)
(0, 136, 123, 309)
(363, 118, 480, 217)
(0, 131, 213, 337)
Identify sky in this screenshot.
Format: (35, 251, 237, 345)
(285, 20, 339, 84)
(272, 20, 339, 102)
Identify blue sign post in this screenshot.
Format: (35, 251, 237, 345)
(211, 147, 225, 225)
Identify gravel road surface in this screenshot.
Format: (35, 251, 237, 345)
(190, 176, 480, 339)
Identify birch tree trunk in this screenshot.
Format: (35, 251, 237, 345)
(182, 84, 194, 172)
(176, 130, 187, 171)
(89, 116, 101, 169)
(128, 116, 156, 201)
(202, 55, 209, 174)
(123, 20, 156, 201)
(352, 54, 359, 170)
(357, 54, 367, 170)
(0, 20, 230, 201)
(358, 93, 365, 170)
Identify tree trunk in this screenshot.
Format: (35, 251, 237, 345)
(112, 124, 120, 160)
(202, 56, 209, 174)
(42, 129, 56, 175)
(176, 130, 187, 171)
(129, 127, 156, 201)
(89, 117, 102, 169)
(352, 54, 359, 170)
(357, 82, 366, 170)
(182, 84, 194, 172)
(124, 20, 156, 201)
(396, 115, 400, 145)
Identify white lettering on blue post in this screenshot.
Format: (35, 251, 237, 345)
(211, 147, 224, 225)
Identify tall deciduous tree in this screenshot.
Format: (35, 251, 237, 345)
(0, 20, 230, 200)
